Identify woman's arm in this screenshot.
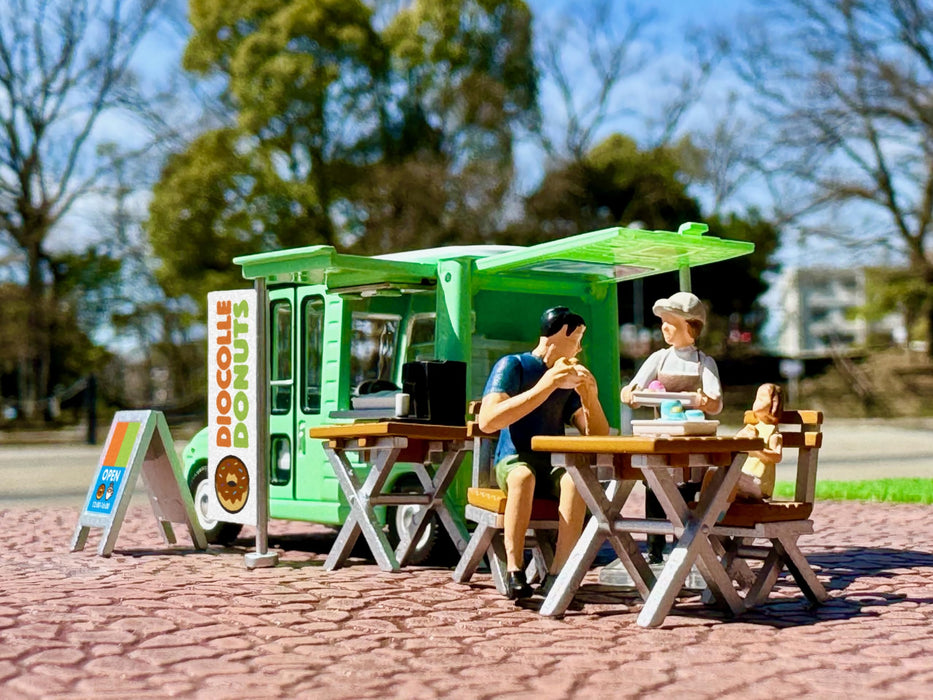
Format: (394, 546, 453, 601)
(621, 350, 664, 407)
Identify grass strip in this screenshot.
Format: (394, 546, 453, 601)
(773, 478, 933, 504)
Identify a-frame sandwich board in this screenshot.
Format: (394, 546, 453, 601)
(70, 410, 207, 556)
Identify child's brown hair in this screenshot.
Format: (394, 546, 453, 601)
(761, 383, 784, 420)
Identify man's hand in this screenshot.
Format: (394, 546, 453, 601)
(569, 361, 598, 401)
(479, 357, 580, 433)
(543, 357, 584, 390)
(567, 359, 610, 437)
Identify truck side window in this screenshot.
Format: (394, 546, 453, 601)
(271, 300, 292, 414)
(270, 435, 291, 486)
(302, 296, 325, 413)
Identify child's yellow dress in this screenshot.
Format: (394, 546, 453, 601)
(737, 422, 778, 499)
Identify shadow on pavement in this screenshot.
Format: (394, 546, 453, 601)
(521, 546, 933, 627)
(810, 546, 933, 590)
(687, 546, 933, 627)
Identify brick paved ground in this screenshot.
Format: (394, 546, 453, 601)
(2, 499, 933, 699)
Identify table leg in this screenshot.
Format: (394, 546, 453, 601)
(689, 453, 749, 612)
(323, 445, 401, 572)
(690, 537, 745, 613)
(702, 536, 756, 605)
(636, 454, 746, 627)
(430, 445, 471, 552)
(396, 445, 470, 566)
(539, 514, 605, 617)
(745, 548, 784, 608)
(540, 464, 647, 616)
(774, 536, 829, 605)
(452, 520, 497, 583)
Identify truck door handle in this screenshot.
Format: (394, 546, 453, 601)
(298, 421, 307, 454)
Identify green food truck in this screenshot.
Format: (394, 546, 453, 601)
(182, 222, 753, 561)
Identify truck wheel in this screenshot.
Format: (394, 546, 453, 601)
(188, 464, 243, 545)
(386, 475, 438, 565)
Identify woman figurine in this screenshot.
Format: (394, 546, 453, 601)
(620, 291, 722, 563)
(621, 291, 722, 416)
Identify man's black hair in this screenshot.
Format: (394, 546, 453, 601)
(540, 306, 586, 338)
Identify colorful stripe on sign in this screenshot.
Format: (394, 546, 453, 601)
(103, 422, 141, 467)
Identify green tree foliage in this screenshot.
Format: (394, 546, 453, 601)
(516, 134, 701, 242)
(862, 267, 929, 346)
(692, 212, 780, 352)
(149, 0, 537, 305)
(0, 282, 110, 424)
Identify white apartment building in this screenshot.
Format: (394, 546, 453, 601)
(773, 267, 867, 358)
(770, 267, 906, 358)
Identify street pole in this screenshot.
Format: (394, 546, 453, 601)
(245, 276, 278, 569)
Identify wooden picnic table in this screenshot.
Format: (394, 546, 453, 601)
(530, 434, 763, 627)
(307, 422, 471, 572)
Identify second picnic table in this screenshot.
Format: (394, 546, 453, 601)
(530, 433, 764, 627)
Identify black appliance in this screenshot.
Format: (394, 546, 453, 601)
(401, 360, 467, 426)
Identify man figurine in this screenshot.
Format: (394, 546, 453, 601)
(478, 306, 609, 600)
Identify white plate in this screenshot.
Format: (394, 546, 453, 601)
(630, 391, 699, 408)
(631, 419, 719, 436)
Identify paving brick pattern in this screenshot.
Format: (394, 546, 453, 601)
(2, 500, 933, 699)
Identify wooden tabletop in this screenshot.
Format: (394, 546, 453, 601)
(308, 421, 469, 442)
(531, 434, 764, 455)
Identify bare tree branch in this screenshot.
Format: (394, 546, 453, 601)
(731, 0, 933, 353)
(0, 0, 184, 415)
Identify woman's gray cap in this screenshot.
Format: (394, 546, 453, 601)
(652, 292, 706, 324)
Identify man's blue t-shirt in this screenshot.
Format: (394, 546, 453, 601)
(483, 353, 582, 465)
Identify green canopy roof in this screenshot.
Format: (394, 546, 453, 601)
(233, 245, 436, 290)
(233, 222, 754, 289)
(473, 222, 754, 283)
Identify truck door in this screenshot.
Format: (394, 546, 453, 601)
(292, 289, 334, 509)
(267, 286, 333, 509)
(267, 287, 297, 502)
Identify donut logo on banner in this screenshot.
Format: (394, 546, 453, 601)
(207, 289, 259, 526)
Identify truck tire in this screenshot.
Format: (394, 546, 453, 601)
(386, 474, 439, 565)
(188, 464, 243, 546)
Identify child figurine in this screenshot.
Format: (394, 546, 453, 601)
(620, 291, 722, 564)
(733, 383, 784, 501)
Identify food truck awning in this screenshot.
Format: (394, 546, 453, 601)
(233, 222, 754, 291)
(234, 245, 437, 290)
(473, 222, 754, 284)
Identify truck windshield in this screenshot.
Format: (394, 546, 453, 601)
(350, 313, 400, 391)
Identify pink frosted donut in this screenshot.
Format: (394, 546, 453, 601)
(647, 380, 666, 392)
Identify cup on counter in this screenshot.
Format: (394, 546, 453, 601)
(394, 392, 410, 418)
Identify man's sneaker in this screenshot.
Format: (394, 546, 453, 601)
(535, 573, 558, 598)
(506, 571, 533, 600)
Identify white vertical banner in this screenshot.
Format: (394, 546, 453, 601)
(207, 289, 259, 526)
